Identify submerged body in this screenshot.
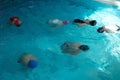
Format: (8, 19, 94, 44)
(17, 53, 38, 69)
(49, 18, 69, 28)
(73, 19, 97, 27)
(61, 42, 89, 55)
(10, 17, 22, 27)
(97, 25, 120, 33)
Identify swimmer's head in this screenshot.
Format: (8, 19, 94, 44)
(10, 17, 19, 22)
(10, 17, 22, 27)
(79, 45, 89, 51)
(15, 20, 21, 27)
(73, 19, 85, 23)
(97, 27, 104, 33)
(89, 20, 97, 26)
(63, 20, 69, 24)
(28, 60, 38, 68)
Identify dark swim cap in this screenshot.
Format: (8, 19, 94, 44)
(97, 27, 104, 33)
(73, 19, 85, 23)
(89, 20, 97, 26)
(28, 60, 38, 68)
(79, 45, 89, 51)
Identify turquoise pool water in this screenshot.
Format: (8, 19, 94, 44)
(0, 0, 120, 80)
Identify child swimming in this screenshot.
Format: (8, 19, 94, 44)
(61, 42, 89, 55)
(49, 18, 69, 28)
(17, 53, 38, 69)
(73, 19, 97, 27)
(97, 24, 120, 33)
(10, 16, 22, 27)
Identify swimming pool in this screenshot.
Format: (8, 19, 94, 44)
(0, 0, 120, 80)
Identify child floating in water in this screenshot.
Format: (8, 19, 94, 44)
(9, 16, 22, 27)
(61, 42, 89, 55)
(97, 25, 120, 33)
(17, 53, 38, 69)
(48, 18, 69, 28)
(73, 19, 97, 27)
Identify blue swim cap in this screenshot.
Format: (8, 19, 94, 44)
(28, 60, 38, 68)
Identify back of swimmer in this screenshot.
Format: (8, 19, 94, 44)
(97, 25, 120, 33)
(9, 16, 22, 27)
(48, 18, 69, 28)
(73, 19, 97, 27)
(17, 53, 38, 69)
(61, 42, 89, 55)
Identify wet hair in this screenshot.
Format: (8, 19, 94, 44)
(89, 20, 97, 26)
(97, 27, 104, 33)
(79, 45, 89, 51)
(73, 19, 85, 23)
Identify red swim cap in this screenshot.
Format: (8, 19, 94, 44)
(15, 20, 21, 27)
(10, 17, 21, 27)
(63, 20, 69, 25)
(10, 17, 19, 22)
